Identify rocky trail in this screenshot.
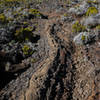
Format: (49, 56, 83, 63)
(39, 21, 76, 100)
(0, 0, 100, 100)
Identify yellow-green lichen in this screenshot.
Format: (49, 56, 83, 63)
(0, 0, 3, 5)
(0, 13, 7, 23)
(22, 45, 32, 55)
(36, 0, 43, 3)
(15, 26, 33, 42)
(23, 21, 28, 25)
(30, 58, 37, 63)
(1, 0, 26, 7)
(4, 0, 19, 6)
(81, 35, 86, 41)
(64, 13, 68, 17)
(72, 21, 86, 33)
(24, 26, 33, 32)
(29, 9, 41, 17)
(86, 7, 98, 16)
(7, 17, 13, 22)
(96, 25, 100, 30)
(87, 0, 98, 4)
(13, 11, 22, 18)
(66, 0, 71, 4)
(4, 0, 24, 4)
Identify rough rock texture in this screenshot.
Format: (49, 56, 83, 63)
(73, 31, 96, 45)
(83, 13, 100, 27)
(0, 0, 100, 100)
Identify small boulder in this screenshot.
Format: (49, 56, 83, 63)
(73, 32, 95, 45)
(83, 13, 100, 27)
(68, 1, 89, 16)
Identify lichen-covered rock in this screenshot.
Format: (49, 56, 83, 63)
(0, 13, 7, 23)
(86, 6, 98, 16)
(73, 32, 95, 45)
(72, 21, 86, 33)
(83, 13, 100, 27)
(68, 1, 89, 16)
(68, 0, 99, 16)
